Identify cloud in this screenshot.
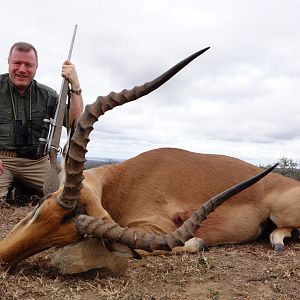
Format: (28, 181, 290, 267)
(1, 0, 300, 166)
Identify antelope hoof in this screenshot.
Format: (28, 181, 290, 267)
(291, 229, 299, 241)
(198, 239, 208, 252)
(273, 243, 285, 252)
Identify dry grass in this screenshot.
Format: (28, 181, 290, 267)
(1, 204, 300, 300)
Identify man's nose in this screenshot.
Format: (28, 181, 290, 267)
(18, 64, 27, 73)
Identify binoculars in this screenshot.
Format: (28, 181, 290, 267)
(15, 120, 34, 146)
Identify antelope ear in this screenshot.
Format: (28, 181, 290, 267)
(64, 120, 76, 157)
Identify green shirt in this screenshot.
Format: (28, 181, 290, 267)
(0, 73, 58, 152)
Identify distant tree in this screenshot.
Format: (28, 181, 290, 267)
(106, 159, 119, 165)
(84, 158, 119, 170)
(260, 157, 300, 181)
(277, 157, 298, 176)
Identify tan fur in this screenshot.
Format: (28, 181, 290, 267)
(0, 147, 298, 265)
(79, 147, 299, 248)
(0, 191, 81, 265)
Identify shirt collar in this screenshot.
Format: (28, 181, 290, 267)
(8, 74, 33, 96)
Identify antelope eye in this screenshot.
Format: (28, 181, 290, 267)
(62, 202, 85, 224)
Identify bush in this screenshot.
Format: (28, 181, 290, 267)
(260, 157, 300, 181)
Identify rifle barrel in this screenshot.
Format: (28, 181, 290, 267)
(67, 24, 78, 61)
(49, 24, 78, 151)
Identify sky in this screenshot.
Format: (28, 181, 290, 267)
(1, 0, 300, 166)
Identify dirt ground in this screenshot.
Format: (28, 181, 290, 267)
(1, 203, 300, 300)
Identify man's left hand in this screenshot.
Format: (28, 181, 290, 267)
(61, 60, 80, 90)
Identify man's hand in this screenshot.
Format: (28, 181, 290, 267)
(61, 60, 80, 90)
(61, 60, 84, 124)
(0, 160, 4, 175)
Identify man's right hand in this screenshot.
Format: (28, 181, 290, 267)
(0, 160, 4, 175)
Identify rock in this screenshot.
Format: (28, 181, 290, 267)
(50, 238, 128, 276)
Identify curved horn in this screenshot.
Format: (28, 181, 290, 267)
(57, 47, 210, 210)
(75, 163, 278, 252)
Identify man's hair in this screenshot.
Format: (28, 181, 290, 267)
(8, 42, 38, 64)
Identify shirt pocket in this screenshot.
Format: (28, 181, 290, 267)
(31, 110, 46, 129)
(0, 118, 11, 137)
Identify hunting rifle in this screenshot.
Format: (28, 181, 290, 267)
(39, 24, 78, 195)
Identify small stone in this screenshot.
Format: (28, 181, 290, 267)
(50, 238, 128, 275)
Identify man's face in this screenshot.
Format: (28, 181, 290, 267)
(8, 48, 38, 93)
